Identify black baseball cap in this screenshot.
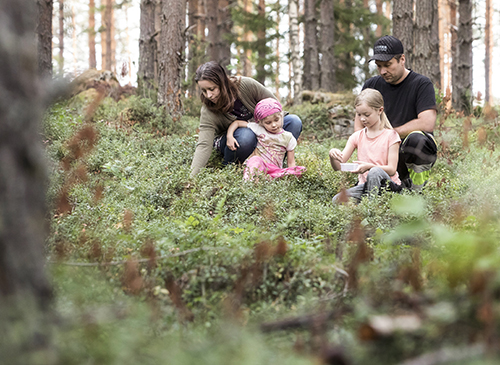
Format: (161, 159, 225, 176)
(369, 35, 404, 62)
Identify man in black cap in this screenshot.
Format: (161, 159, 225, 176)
(357, 35, 438, 190)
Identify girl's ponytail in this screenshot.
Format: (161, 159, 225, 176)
(381, 111, 392, 129)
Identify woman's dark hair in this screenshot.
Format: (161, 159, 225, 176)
(195, 61, 239, 113)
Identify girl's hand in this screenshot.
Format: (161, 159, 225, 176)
(227, 136, 239, 151)
(353, 161, 373, 174)
(329, 148, 343, 161)
(329, 148, 343, 171)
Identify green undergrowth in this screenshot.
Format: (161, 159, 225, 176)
(41, 96, 500, 364)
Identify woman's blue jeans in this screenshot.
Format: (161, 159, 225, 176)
(216, 114, 303, 165)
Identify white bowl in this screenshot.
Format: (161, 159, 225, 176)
(340, 163, 359, 171)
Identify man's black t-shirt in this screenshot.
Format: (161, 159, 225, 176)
(362, 70, 436, 129)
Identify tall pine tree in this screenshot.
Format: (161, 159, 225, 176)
(158, 0, 185, 118)
(453, 0, 473, 113)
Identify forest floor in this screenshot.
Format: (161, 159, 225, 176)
(42, 94, 500, 364)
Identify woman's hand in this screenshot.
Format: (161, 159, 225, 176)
(227, 136, 240, 151)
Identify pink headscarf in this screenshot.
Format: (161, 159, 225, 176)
(254, 98, 282, 122)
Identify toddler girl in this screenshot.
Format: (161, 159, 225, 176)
(329, 88, 402, 202)
(226, 98, 305, 180)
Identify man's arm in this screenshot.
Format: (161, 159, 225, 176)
(393, 109, 436, 138)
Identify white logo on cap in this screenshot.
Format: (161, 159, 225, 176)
(374, 45, 388, 53)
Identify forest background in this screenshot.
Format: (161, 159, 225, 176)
(2, 0, 500, 364)
(45, 0, 500, 104)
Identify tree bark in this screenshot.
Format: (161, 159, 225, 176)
(320, 0, 336, 92)
(109, 0, 115, 72)
(89, 0, 97, 69)
(450, 0, 457, 105)
(0, 0, 54, 360)
(289, 0, 302, 101)
(155, 0, 162, 82)
(218, 0, 232, 67)
(453, 0, 472, 113)
(485, 0, 492, 103)
(206, 0, 219, 61)
(375, 0, 383, 37)
(187, 0, 197, 93)
(158, 0, 185, 118)
(102, 0, 114, 71)
(242, 0, 253, 76)
(36, 0, 53, 78)
(413, 0, 440, 87)
(58, 0, 64, 74)
(188, 0, 206, 95)
(139, 0, 157, 97)
(101, 0, 107, 69)
(392, 0, 414, 69)
(303, 0, 320, 90)
(197, 0, 206, 42)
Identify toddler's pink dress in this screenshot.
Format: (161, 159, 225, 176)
(243, 123, 305, 180)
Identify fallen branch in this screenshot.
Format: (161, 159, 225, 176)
(48, 246, 230, 267)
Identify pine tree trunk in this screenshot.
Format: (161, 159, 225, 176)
(453, 0, 472, 113)
(155, 0, 162, 82)
(158, 0, 185, 118)
(218, 0, 232, 66)
(197, 0, 206, 41)
(59, 0, 65, 74)
(242, 0, 253, 76)
(450, 0, 458, 105)
(255, 0, 266, 84)
(101, 0, 107, 69)
(485, 0, 492, 103)
(188, 0, 206, 95)
(303, 0, 320, 90)
(438, 0, 450, 95)
(187, 0, 197, 93)
(375, 0, 383, 37)
(206, 0, 218, 61)
(392, 0, 414, 69)
(289, 0, 301, 101)
(139, 0, 157, 97)
(413, 0, 440, 87)
(89, 0, 97, 69)
(36, 0, 53, 78)
(110, 1, 116, 72)
(102, 0, 114, 71)
(0, 0, 54, 360)
(320, 0, 336, 92)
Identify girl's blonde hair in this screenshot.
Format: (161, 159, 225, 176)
(355, 88, 392, 129)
